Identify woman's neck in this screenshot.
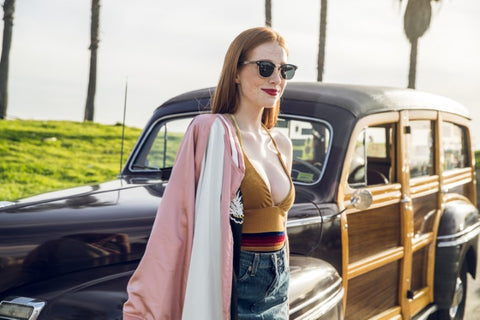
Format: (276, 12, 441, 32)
(233, 103, 264, 133)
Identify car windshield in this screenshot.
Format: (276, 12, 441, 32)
(131, 115, 332, 184)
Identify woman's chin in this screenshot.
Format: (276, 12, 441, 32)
(261, 98, 279, 108)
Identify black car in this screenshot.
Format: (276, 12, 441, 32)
(1, 82, 479, 320)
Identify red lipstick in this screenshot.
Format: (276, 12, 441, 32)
(262, 88, 278, 96)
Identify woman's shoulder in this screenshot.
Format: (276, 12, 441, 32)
(191, 113, 228, 126)
(270, 128, 292, 153)
(188, 113, 219, 130)
(191, 113, 216, 124)
(188, 113, 234, 136)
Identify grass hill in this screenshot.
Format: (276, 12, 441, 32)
(0, 120, 142, 201)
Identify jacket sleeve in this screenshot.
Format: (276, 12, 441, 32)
(123, 117, 210, 320)
(181, 118, 225, 319)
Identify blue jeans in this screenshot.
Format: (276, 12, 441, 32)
(237, 247, 289, 319)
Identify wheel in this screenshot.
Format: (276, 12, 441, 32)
(436, 263, 467, 320)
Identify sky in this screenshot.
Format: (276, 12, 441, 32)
(3, 0, 480, 147)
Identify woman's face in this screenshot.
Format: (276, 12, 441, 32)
(235, 41, 288, 110)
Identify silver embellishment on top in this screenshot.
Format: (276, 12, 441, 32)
(229, 189, 244, 224)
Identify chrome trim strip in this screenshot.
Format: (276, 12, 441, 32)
(290, 279, 344, 319)
(320, 214, 339, 224)
(0, 201, 14, 209)
(437, 221, 480, 247)
(413, 305, 438, 320)
(287, 216, 323, 228)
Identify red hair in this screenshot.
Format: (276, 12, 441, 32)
(211, 27, 288, 129)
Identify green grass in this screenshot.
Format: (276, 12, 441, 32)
(0, 120, 142, 201)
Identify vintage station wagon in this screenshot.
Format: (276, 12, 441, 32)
(0, 82, 479, 320)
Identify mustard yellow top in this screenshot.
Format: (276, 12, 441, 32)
(231, 115, 295, 252)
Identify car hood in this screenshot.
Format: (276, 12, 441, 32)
(0, 178, 166, 212)
(0, 179, 165, 295)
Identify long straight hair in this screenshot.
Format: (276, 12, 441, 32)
(211, 27, 289, 129)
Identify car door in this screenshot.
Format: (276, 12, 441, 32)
(339, 110, 448, 319)
(404, 111, 439, 317)
(340, 112, 407, 319)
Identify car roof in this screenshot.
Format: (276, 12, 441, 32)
(159, 82, 471, 119)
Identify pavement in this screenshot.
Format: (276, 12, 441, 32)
(466, 237, 480, 319)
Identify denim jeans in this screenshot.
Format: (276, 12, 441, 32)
(237, 247, 289, 319)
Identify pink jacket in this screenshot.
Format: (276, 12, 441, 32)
(123, 114, 245, 320)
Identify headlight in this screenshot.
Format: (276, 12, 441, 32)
(0, 297, 46, 320)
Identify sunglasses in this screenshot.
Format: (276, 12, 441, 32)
(243, 60, 298, 80)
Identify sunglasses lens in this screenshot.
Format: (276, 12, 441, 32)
(253, 61, 297, 80)
(257, 61, 275, 77)
(281, 65, 297, 80)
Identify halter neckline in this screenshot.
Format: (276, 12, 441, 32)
(229, 114, 293, 208)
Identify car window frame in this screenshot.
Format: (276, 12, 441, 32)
(408, 119, 435, 179)
(277, 114, 334, 186)
(340, 111, 400, 200)
(441, 121, 470, 172)
(128, 111, 205, 173)
(346, 120, 398, 189)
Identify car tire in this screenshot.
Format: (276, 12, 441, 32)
(436, 263, 467, 320)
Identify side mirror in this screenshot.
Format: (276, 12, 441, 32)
(351, 189, 373, 210)
(335, 189, 373, 217)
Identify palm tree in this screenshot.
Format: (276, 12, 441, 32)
(317, 0, 328, 81)
(403, 0, 432, 89)
(84, 0, 100, 122)
(265, 0, 272, 27)
(0, 0, 15, 119)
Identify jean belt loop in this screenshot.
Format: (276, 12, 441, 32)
(271, 252, 278, 271)
(251, 253, 260, 276)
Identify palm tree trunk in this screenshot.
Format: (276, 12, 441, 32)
(265, 0, 272, 27)
(317, 0, 327, 82)
(403, 0, 431, 90)
(0, 0, 15, 120)
(84, 0, 100, 122)
(408, 38, 418, 89)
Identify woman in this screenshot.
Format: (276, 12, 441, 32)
(123, 26, 297, 320)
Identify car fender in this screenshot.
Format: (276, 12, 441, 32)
(38, 269, 131, 320)
(434, 198, 480, 308)
(0, 264, 134, 320)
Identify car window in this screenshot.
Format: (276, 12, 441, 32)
(276, 117, 331, 184)
(348, 124, 396, 188)
(409, 120, 435, 178)
(132, 115, 332, 184)
(132, 117, 193, 171)
(442, 122, 469, 171)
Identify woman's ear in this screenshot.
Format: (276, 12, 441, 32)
(235, 73, 240, 84)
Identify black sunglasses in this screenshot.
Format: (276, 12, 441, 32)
(243, 60, 298, 80)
